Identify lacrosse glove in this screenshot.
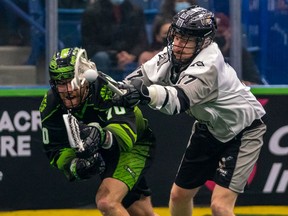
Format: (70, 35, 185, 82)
(69, 152, 105, 180)
(113, 79, 151, 107)
(77, 122, 113, 158)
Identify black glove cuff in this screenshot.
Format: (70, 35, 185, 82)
(70, 153, 106, 180)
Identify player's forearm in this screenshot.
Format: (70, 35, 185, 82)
(148, 85, 183, 115)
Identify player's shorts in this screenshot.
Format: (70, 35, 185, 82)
(100, 126, 156, 207)
(174, 116, 267, 193)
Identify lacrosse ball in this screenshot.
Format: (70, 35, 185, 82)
(83, 69, 98, 82)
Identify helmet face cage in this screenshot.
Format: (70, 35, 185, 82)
(49, 47, 90, 110)
(55, 78, 89, 110)
(167, 5, 217, 67)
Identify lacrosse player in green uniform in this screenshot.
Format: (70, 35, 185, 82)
(39, 47, 157, 216)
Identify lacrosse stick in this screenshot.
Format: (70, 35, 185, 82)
(71, 48, 124, 96)
(63, 112, 85, 152)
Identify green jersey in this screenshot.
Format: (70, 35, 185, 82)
(39, 79, 155, 191)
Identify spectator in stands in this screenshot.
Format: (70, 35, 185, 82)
(0, 0, 30, 46)
(277, 0, 288, 11)
(81, 0, 148, 81)
(159, 0, 198, 19)
(214, 12, 264, 85)
(137, 0, 195, 65)
(138, 16, 171, 65)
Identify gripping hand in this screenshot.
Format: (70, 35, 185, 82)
(77, 122, 107, 158)
(63, 114, 113, 156)
(69, 152, 106, 180)
(113, 79, 151, 107)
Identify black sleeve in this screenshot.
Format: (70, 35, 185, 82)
(39, 90, 72, 167)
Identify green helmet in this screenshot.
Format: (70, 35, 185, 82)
(49, 47, 80, 81)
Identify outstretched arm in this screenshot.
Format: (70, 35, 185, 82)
(113, 79, 191, 115)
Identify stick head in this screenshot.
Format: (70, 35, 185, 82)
(70, 48, 99, 90)
(63, 113, 85, 152)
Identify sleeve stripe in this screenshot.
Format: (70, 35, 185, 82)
(106, 123, 137, 151)
(162, 87, 170, 108)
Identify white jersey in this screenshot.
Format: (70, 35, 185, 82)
(125, 42, 266, 142)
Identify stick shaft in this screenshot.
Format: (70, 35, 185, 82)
(97, 71, 124, 96)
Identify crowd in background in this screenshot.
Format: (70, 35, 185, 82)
(1, 0, 288, 84)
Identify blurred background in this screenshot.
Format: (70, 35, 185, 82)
(0, 0, 288, 212)
(0, 0, 287, 85)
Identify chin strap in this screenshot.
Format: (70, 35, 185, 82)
(170, 66, 181, 84)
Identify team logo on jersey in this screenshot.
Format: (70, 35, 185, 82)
(100, 85, 113, 101)
(124, 165, 136, 179)
(191, 61, 204, 67)
(177, 74, 196, 85)
(157, 52, 169, 67)
(217, 156, 233, 177)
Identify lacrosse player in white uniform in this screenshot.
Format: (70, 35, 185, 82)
(113, 5, 267, 216)
(39, 47, 158, 216)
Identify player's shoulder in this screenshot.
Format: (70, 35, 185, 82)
(141, 48, 170, 79)
(39, 89, 62, 118)
(196, 42, 221, 61)
(145, 48, 169, 65)
(186, 43, 222, 73)
(90, 79, 116, 106)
